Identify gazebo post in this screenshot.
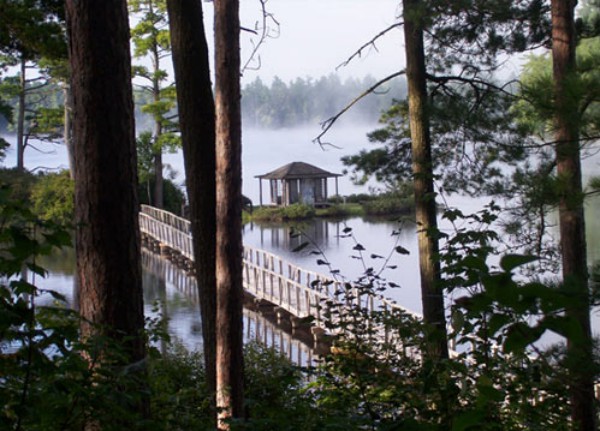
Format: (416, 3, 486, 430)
(258, 178, 263, 206)
(335, 177, 339, 197)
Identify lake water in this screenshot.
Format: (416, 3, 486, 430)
(2, 126, 599, 347)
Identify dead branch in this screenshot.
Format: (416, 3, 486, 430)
(336, 23, 403, 71)
(241, 0, 280, 75)
(313, 70, 405, 148)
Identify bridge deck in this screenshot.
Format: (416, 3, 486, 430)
(139, 204, 422, 346)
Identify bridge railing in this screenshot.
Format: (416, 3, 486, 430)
(139, 205, 423, 341)
(139, 206, 194, 260)
(142, 248, 315, 366)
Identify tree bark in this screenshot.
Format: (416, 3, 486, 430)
(403, 0, 449, 361)
(214, 0, 245, 427)
(551, 1, 597, 429)
(166, 0, 218, 403)
(152, 31, 164, 209)
(66, 0, 147, 418)
(153, 124, 164, 209)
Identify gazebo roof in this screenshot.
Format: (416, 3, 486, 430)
(255, 161, 341, 180)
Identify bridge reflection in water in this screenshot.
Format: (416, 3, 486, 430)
(139, 204, 428, 356)
(142, 248, 317, 367)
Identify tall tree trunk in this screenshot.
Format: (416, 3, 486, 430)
(152, 36, 164, 209)
(153, 151, 163, 207)
(214, 0, 244, 427)
(402, 0, 449, 361)
(63, 82, 75, 179)
(551, 1, 597, 429)
(153, 122, 164, 209)
(16, 57, 26, 171)
(66, 0, 147, 420)
(166, 0, 218, 405)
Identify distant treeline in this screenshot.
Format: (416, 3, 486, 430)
(241, 75, 407, 128)
(0, 74, 407, 134)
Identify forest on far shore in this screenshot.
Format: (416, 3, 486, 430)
(0, 73, 407, 135)
(240, 75, 406, 128)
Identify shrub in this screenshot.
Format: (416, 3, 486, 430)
(138, 177, 186, 215)
(30, 170, 75, 225)
(252, 203, 315, 222)
(361, 196, 414, 216)
(316, 204, 356, 218)
(0, 167, 36, 205)
(148, 344, 213, 430)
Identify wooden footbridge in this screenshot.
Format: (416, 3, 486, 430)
(139, 204, 422, 354)
(142, 248, 317, 366)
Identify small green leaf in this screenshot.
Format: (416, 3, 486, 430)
(395, 245, 410, 255)
(291, 242, 309, 252)
(499, 254, 538, 272)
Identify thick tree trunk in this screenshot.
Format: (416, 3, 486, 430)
(403, 0, 449, 361)
(166, 0, 218, 403)
(214, 0, 244, 427)
(16, 57, 26, 171)
(66, 0, 147, 419)
(551, 1, 597, 430)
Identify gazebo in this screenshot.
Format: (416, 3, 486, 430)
(255, 161, 341, 207)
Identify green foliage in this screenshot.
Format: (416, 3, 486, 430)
(578, 0, 600, 38)
(138, 175, 186, 215)
(0, 181, 156, 430)
(343, 87, 529, 197)
(516, 35, 600, 139)
(137, 130, 156, 183)
(237, 342, 317, 430)
(148, 341, 317, 431)
(361, 195, 414, 217)
(0, 0, 66, 63)
(30, 170, 74, 226)
(130, 0, 179, 145)
(148, 343, 213, 430)
(252, 204, 316, 222)
(315, 204, 360, 218)
(0, 167, 36, 205)
(334, 193, 379, 204)
(425, 0, 551, 71)
(295, 207, 581, 430)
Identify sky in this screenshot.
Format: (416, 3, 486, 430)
(201, 0, 405, 85)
